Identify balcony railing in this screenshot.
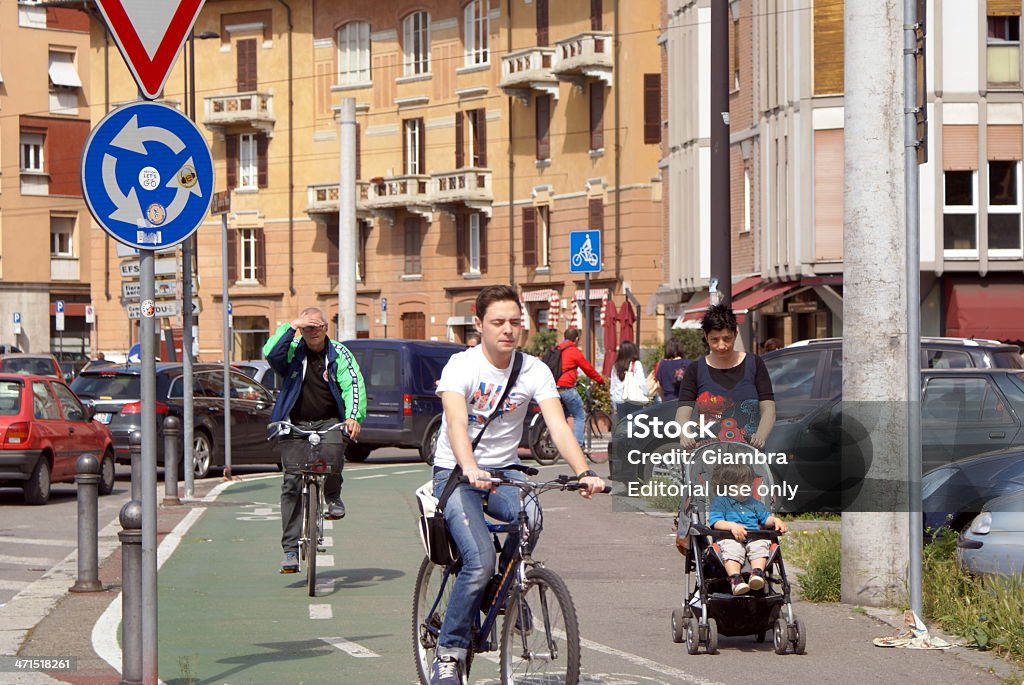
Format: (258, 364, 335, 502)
(203, 92, 275, 135)
(499, 47, 559, 97)
(366, 175, 432, 216)
(306, 181, 370, 216)
(432, 169, 493, 209)
(552, 32, 613, 84)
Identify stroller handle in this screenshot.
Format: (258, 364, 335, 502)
(693, 525, 783, 541)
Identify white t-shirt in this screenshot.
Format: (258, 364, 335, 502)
(433, 346, 560, 469)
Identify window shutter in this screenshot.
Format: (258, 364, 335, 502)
(255, 227, 267, 284)
(237, 39, 257, 92)
(456, 214, 467, 273)
(455, 111, 465, 168)
(988, 125, 1022, 160)
(588, 198, 604, 232)
(480, 215, 489, 273)
(327, 222, 339, 277)
(356, 122, 362, 179)
(417, 117, 426, 174)
(358, 221, 369, 282)
(257, 134, 269, 187)
(476, 108, 487, 166)
(405, 217, 421, 274)
(591, 0, 602, 30)
(536, 0, 549, 46)
(523, 207, 537, 267)
(989, 0, 1021, 16)
(536, 95, 551, 160)
(403, 121, 409, 175)
(643, 74, 661, 144)
(943, 125, 979, 170)
(226, 135, 238, 189)
(590, 83, 604, 150)
(227, 227, 238, 282)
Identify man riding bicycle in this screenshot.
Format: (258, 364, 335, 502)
(264, 307, 366, 574)
(429, 285, 605, 685)
(551, 327, 604, 449)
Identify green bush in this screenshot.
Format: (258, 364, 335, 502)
(525, 329, 558, 357)
(786, 528, 841, 603)
(642, 329, 707, 370)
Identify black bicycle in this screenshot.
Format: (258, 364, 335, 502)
(412, 465, 609, 685)
(268, 420, 349, 597)
(529, 387, 612, 466)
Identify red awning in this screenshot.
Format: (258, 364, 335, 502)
(48, 302, 89, 316)
(683, 276, 762, 320)
(946, 282, 1024, 341)
(731, 282, 799, 315)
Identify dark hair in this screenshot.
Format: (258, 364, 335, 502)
(664, 337, 684, 359)
(762, 337, 782, 352)
(466, 330, 481, 344)
(564, 327, 580, 342)
(701, 304, 738, 335)
(613, 340, 640, 380)
(712, 463, 755, 490)
(475, 285, 522, 319)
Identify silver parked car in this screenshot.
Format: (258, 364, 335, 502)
(957, 490, 1024, 576)
(233, 360, 282, 397)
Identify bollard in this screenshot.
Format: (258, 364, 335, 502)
(129, 431, 142, 502)
(118, 500, 143, 685)
(70, 454, 103, 593)
(162, 415, 181, 505)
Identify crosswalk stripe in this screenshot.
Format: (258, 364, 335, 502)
(315, 579, 335, 594)
(352, 474, 387, 480)
(320, 636, 380, 658)
(309, 604, 332, 620)
(324, 521, 334, 530)
(0, 554, 55, 567)
(0, 536, 74, 548)
(392, 469, 422, 475)
(319, 554, 335, 567)
(321, 536, 334, 548)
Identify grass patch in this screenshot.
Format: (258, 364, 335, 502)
(922, 529, 1024, 664)
(785, 528, 841, 602)
(639, 477, 681, 513)
(778, 512, 840, 522)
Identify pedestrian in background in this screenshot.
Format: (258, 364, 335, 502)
(609, 340, 647, 420)
(655, 338, 690, 402)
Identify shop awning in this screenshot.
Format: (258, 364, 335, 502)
(946, 283, 1024, 341)
(48, 57, 82, 88)
(446, 316, 475, 327)
(731, 282, 799, 323)
(682, 276, 762, 321)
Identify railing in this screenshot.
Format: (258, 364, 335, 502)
(500, 47, 558, 89)
(203, 92, 274, 127)
(432, 169, 492, 204)
(553, 32, 613, 78)
(366, 175, 431, 208)
(307, 181, 370, 213)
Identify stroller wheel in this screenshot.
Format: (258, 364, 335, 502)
(792, 617, 807, 654)
(685, 618, 700, 655)
(773, 618, 789, 654)
(755, 630, 767, 643)
(671, 608, 687, 644)
(705, 618, 719, 654)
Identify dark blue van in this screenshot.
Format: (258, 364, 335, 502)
(341, 339, 465, 464)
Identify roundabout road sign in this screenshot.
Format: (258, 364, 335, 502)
(82, 101, 214, 250)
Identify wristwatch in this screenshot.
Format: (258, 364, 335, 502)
(577, 469, 599, 480)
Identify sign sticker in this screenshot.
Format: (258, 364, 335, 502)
(141, 299, 155, 318)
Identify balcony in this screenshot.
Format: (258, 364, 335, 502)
(366, 175, 433, 220)
(432, 169, 493, 216)
(499, 47, 559, 100)
(306, 181, 370, 219)
(50, 257, 80, 281)
(552, 32, 613, 86)
(202, 92, 275, 137)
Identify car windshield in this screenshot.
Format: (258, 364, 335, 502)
(0, 357, 56, 376)
(71, 373, 141, 400)
(0, 380, 22, 415)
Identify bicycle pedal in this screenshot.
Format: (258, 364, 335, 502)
(317, 546, 326, 553)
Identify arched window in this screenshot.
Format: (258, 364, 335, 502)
(337, 21, 371, 86)
(463, 0, 489, 66)
(403, 11, 430, 75)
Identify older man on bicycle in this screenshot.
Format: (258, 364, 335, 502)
(428, 285, 605, 685)
(264, 307, 366, 574)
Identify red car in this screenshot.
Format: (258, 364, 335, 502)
(0, 373, 116, 504)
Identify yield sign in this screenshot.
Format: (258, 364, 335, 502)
(95, 0, 208, 100)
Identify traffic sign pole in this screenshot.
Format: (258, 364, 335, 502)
(221, 208, 232, 479)
(139, 249, 159, 682)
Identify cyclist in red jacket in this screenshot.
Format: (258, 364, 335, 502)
(552, 328, 604, 448)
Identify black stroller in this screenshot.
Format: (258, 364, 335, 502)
(671, 441, 807, 655)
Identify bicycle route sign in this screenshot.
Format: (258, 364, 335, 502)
(82, 101, 213, 250)
(569, 229, 601, 273)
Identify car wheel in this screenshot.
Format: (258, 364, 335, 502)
(192, 432, 213, 479)
(99, 449, 116, 496)
(419, 418, 441, 465)
(23, 456, 52, 505)
(346, 442, 372, 463)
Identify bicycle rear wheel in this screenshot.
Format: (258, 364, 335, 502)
(306, 478, 320, 597)
(528, 420, 560, 465)
(412, 556, 458, 685)
(500, 566, 580, 685)
(585, 409, 613, 464)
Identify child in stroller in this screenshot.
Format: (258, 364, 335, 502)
(671, 441, 807, 655)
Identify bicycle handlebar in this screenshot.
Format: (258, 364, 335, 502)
(268, 420, 351, 439)
(461, 470, 611, 495)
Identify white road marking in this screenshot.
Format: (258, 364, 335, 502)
(321, 536, 334, 548)
(553, 630, 727, 685)
(309, 604, 332, 620)
(319, 554, 335, 567)
(0, 536, 75, 547)
(321, 636, 380, 658)
(315, 579, 335, 594)
(0, 579, 29, 591)
(392, 469, 422, 475)
(0, 554, 57, 567)
(352, 474, 387, 480)
(252, 507, 273, 515)
(324, 521, 334, 530)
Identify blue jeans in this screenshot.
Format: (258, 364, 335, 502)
(559, 387, 586, 446)
(432, 467, 536, 660)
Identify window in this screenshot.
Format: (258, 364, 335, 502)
(337, 21, 371, 86)
(403, 11, 430, 76)
(589, 83, 604, 151)
(236, 39, 257, 92)
(923, 349, 972, 369)
(50, 216, 74, 256)
(644, 74, 661, 144)
(358, 220, 370, 282)
(326, 220, 370, 282)
(537, 205, 550, 267)
(456, 110, 487, 167)
(987, 15, 1021, 86)
(943, 170, 977, 253)
(20, 133, 44, 172)
(239, 133, 258, 189)
(923, 377, 1014, 425)
(457, 213, 488, 274)
(48, 50, 81, 113)
(240, 228, 259, 281)
(743, 167, 752, 233)
(404, 217, 423, 274)
(522, 207, 537, 267)
(52, 382, 86, 421)
(464, 0, 489, 66)
(18, 0, 46, 28)
(404, 118, 424, 174)
(989, 160, 1022, 253)
(535, 94, 551, 161)
(733, 12, 741, 90)
(536, 0, 549, 46)
(591, 0, 602, 31)
(32, 382, 61, 421)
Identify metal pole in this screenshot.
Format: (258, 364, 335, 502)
(905, 0, 923, 618)
(182, 31, 198, 498)
(338, 97, 357, 340)
(138, 249, 158, 682)
(584, 273, 592, 457)
(222, 212, 232, 478)
(163, 415, 181, 505)
(129, 430, 142, 502)
(710, 0, 732, 307)
(118, 500, 142, 685)
(70, 454, 102, 593)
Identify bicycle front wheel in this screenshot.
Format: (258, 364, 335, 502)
(306, 478, 320, 597)
(412, 557, 456, 685)
(500, 567, 580, 685)
(585, 409, 613, 464)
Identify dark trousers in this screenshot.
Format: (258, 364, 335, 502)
(279, 419, 345, 554)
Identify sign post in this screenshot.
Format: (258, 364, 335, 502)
(12, 312, 22, 339)
(569, 229, 602, 459)
(55, 300, 66, 356)
(381, 297, 388, 338)
(212, 190, 233, 479)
